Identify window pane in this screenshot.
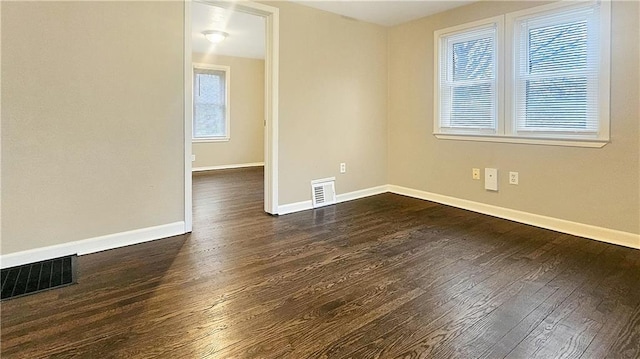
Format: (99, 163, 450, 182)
(453, 37, 493, 81)
(194, 103, 225, 137)
(451, 83, 494, 128)
(440, 26, 497, 132)
(194, 70, 226, 138)
(515, 6, 603, 136)
(524, 77, 587, 129)
(528, 20, 587, 73)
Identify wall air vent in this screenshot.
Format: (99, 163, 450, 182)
(311, 178, 336, 208)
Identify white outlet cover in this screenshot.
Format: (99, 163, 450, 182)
(485, 168, 498, 191)
(509, 172, 519, 185)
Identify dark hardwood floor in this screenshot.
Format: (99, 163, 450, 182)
(2, 167, 639, 358)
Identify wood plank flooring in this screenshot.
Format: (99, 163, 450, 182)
(2, 167, 639, 358)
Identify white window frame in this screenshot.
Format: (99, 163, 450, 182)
(433, 0, 611, 148)
(434, 16, 504, 136)
(192, 63, 230, 142)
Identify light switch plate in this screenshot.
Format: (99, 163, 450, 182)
(485, 168, 498, 191)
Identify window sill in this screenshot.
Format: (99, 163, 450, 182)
(433, 133, 608, 148)
(192, 137, 230, 143)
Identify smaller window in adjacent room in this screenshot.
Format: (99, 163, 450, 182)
(193, 64, 230, 141)
(433, 1, 610, 147)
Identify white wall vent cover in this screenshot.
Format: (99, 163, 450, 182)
(311, 178, 336, 208)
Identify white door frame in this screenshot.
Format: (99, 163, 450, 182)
(184, 0, 279, 231)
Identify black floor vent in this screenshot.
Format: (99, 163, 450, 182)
(1, 255, 76, 301)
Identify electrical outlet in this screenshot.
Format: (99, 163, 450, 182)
(472, 168, 480, 180)
(340, 163, 346, 173)
(509, 171, 519, 185)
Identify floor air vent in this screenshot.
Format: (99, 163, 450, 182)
(1, 255, 76, 301)
(311, 178, 336, 208)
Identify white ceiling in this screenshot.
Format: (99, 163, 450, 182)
(292, 1, 475, 27)
(192, 1, 475, 59)
(192, 2, 265, 59)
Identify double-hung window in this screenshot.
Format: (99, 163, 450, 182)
(511, 4, 606, 139)
(193, 64, 230, 142)
(436, 19, 502, 134)
(434, 1, 610, 147)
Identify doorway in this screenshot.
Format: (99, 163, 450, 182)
(184, 1, 279, 232)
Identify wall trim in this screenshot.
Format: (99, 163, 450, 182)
(192, 162, 264, 172)
(278, 183, 639, 250)
(388, 185, 640, 250)
(0, 222, 186, 269)
(4, 183, 636, 269)
(337, 185, 387, 203)
(183, 1, 193, 232)
(278, 199, 313, 215)
(278, 185, 388, 215)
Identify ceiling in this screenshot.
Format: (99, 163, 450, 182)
(192, 2, 265, 59)
(191, 1, 475, 59)
(292, 1, 475, 27)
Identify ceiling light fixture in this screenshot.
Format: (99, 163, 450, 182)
(203, 30, 229, 44)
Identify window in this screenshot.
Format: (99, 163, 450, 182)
(436, 17, 502, 135)
(434, 1, 610, 147)
(512, 5, 605, 139)
(193, 64, 230, 141)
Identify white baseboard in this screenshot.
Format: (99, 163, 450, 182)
(278, 183, 639, 250)
(388, 185, 640, 250)
(337, 185, 387, 203)
(0, 221, 186, 269)
(278, 200, 313, 215)
(278, 185, 388, 215)
(192, 162, 264, 172)
(3, 184, 636, 269)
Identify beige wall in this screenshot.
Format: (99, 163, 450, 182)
(191, 54, 264, 168)
(2, 0, 637, 258)
(1, 1, 389, 255)
(388, 1, 640, 234)
(1, 2, 185, 254)
(265, 1, 389, 205)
